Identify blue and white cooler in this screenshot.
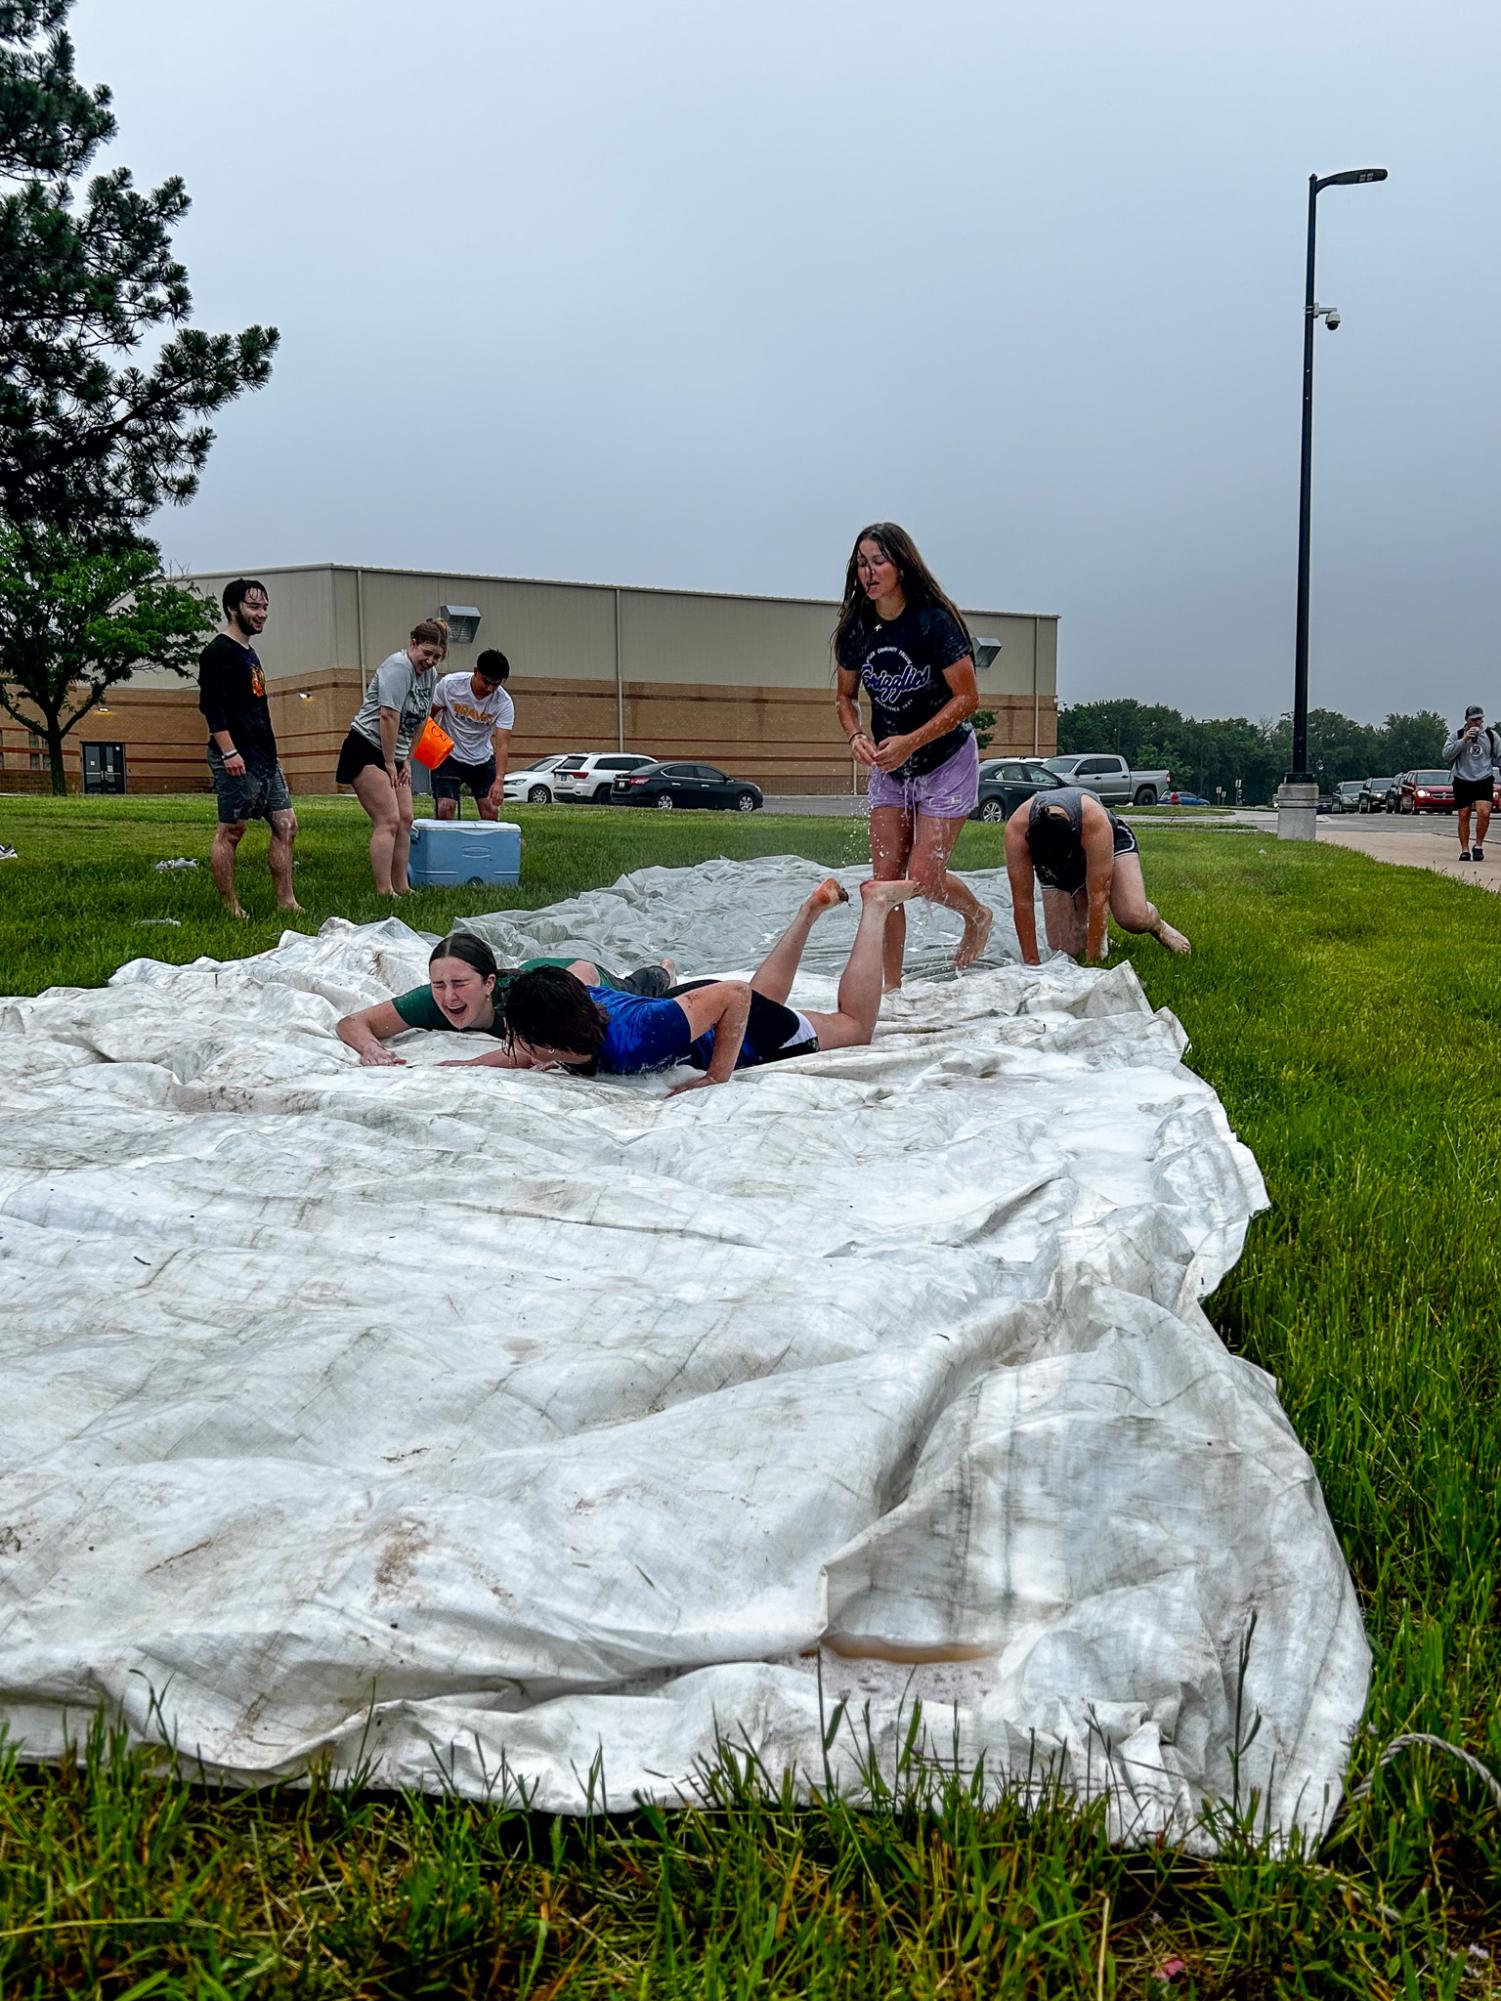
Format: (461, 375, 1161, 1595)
(407, 819, 522, 888)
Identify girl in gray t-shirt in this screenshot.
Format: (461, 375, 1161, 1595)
(335, 618, 447, 894)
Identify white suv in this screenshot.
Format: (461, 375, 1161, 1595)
(550, 752, 660, 802)
(501, 754, 574, 804)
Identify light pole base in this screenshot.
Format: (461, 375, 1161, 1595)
(1275, 779, 1320, 842)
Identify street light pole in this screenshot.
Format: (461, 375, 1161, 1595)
(1291, 174, 1320, 784)
(1278, 165, 1388, 840)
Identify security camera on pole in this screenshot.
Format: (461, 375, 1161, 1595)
(1276, 167, 1389, 842)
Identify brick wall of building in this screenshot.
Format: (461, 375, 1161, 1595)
(2, 673, 1059, 798)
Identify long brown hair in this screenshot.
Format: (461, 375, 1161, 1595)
(831, 522, 973, 665)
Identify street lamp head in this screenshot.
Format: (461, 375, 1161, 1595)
(1318, 167, 1389, 189)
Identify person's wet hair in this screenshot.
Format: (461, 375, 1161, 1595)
(1027, 801, 1078, 878)
(428, 933, 498, 979)
(502, 966, 608, 1059)
(410, 618, 446, 648)
(223, 577, 268, 617)
(831, 521, 973, 665)
(475, 648, 510, 685)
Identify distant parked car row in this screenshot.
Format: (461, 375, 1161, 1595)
(1326, 771, 1475, 816)
(500, 752, 764, 811)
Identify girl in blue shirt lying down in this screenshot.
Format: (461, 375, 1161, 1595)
(453, 876, 920, 1093)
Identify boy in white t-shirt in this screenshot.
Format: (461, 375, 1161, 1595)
(429, 650, 515, 820)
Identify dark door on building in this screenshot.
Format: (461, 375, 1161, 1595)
(82, 742, 127, 794)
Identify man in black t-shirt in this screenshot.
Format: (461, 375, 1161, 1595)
(198, 578, 301, 917)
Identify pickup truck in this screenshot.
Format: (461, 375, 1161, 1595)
(1042, 753, 1173, 807)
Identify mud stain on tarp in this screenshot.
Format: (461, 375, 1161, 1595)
(375, 1521, 431, 1597)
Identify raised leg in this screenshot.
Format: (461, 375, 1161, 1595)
(804, 879, 920, 1049)
(749, 878, 849, 1004)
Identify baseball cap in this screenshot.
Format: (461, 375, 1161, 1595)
(1466, 703, 1484, 718)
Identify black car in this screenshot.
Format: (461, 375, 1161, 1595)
(1360, 778, 1394, 814)
(970, 758, 1067, 825)
(612, 760, 764, 812)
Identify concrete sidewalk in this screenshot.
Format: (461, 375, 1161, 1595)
(1314, 812, 1501, 891)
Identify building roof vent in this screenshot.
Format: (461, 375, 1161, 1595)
(973, 637, 1003, 672)
(438, 604, 482, 645)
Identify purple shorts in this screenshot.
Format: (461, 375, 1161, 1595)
(867, 731, 980, 819)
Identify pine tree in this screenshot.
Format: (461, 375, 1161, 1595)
(0, 0, 278, 542)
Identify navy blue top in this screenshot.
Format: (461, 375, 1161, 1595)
(835, 603, 972, 778)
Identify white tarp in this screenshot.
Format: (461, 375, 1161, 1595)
(0, 856, 1368, 1842)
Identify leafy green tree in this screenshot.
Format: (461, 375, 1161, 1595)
(0, 525, 214, 791)
(1374, 710, 1447, 775)
(1056, 699, 1185, 763)
(0, 0, 277, 542)
(971, 707, 996, 751)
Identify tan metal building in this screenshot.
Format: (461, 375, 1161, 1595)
(1, 563, 1058, 796)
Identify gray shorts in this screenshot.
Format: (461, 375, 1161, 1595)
(208, 748, 293, 825)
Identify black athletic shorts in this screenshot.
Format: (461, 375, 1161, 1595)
(1035, 817, 1140, 895)
(430, 753, 497, 803)
(336, 729, 406, 786)
(668, 980, 818, 1068)
(1453, 776, 1495, 807)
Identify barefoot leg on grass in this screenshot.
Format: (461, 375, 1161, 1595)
(1109, 856, 1191, 955)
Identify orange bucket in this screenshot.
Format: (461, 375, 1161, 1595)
(411, 717, 454, 770)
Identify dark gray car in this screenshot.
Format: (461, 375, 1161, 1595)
(971, 758, 1067, 825)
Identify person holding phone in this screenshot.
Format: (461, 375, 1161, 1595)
(1442, 704, 1500, 861)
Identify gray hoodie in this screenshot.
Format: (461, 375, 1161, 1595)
(1442, 723, 1501, 783)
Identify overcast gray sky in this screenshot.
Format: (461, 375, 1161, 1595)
(80, 0, 1499, 724)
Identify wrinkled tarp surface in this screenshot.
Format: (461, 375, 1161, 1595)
(0, 855, 1368, 1842)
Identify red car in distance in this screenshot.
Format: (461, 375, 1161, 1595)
(1399, 769, 1455, 814)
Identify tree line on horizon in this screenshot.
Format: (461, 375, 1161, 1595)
(1056, 698, 1452, 804)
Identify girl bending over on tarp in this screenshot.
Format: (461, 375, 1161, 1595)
(474, 876, 918, 1092)
(336, 932, 676, 1067)
(1004, 786, 1191, 965)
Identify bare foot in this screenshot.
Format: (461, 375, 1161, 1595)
(809, 876, 850, 910)
(278, 900, 305, 915)
(861, 877, 920, 909)
(1153, 920, 1192, 955)
(955, 904, 994, 969)
(882, 980, 903, 996)
(659, 956, 677, 979)
(221, 902, 250, 921)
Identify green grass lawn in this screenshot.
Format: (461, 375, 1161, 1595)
(2, 794, 1499, 1997)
